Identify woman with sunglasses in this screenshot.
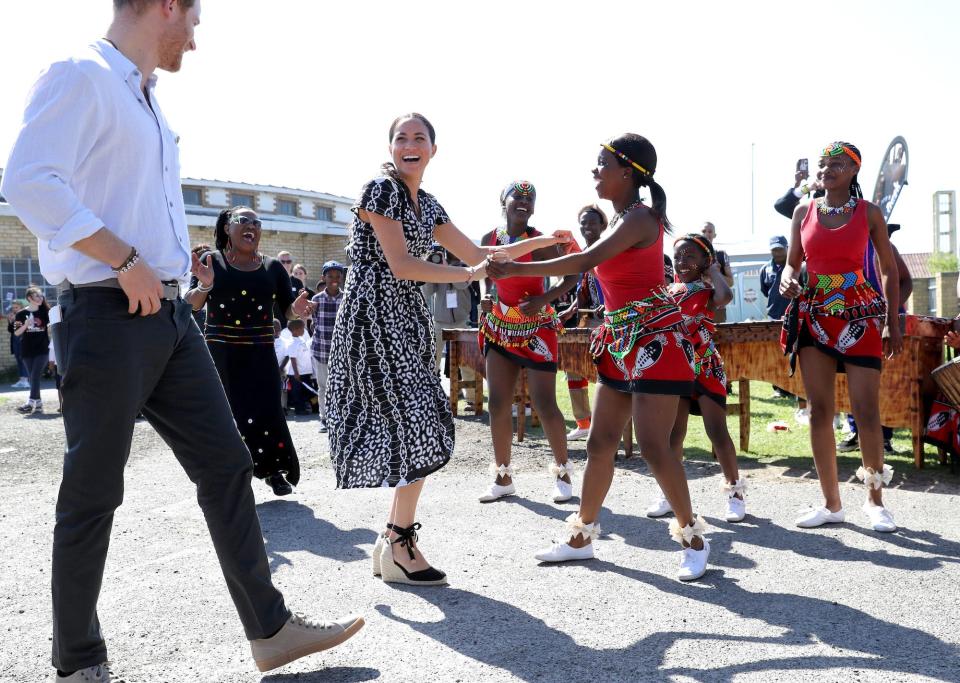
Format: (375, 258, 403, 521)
(13, 286, 51, 414)
(780, 142, 902, 532)
(186, 207, 315, 496)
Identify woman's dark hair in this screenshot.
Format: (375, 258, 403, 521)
(577, 203, 608, 230)
(840, 141, 864, 200)
(675, 233, 716, 264)
(607, 133, 671, 230)
(381, 113, 436, 182)
(214, 206, 251, 251)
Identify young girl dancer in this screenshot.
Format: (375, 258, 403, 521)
(645, 234, 746, 522)
(487, 134, 710, 581)
(478, 182, 580, 504)
(326, 114, 570, 586)
(780, 142, 902, 532)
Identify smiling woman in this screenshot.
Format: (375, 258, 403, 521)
(325, 113, 569, 588)
(185, 206, 315, 497)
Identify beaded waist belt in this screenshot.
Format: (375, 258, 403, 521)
(480, 301, 562, 348)
(589, 289, 683, 363)
(204, 322, 275, 346)
(803, 269, 887, 320)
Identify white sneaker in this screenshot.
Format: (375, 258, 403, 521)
(645, 491, 673, 518)
(677, 540, 711, 581)
(250, 612, 365, 673)
(317, 420, 328, 434)
(863, 501, 897, 533)
(566, 426, 589, 440)
(795, 506, 846, 528)
(724, 496, 746, 522)
(12, 378, 29, 389)
(478, 482, 515, 502)
(534, 541, 594, 563)
(55, 663, 120, 681)
(552, 478, 573, 503)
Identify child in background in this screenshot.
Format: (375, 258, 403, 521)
(656, 234, 746, 522)
(286, 319, 314, 416)
(274, 319, 289, 412)
(311, 261, 345, 433)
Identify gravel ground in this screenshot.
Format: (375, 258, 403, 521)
(2, 382, 960, 683)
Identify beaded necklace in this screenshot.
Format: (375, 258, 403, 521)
(612, 199, 646, 226)
(495, 225, 530, 245)
(816, 196, 857, 216)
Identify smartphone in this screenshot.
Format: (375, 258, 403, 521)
(797, 158, 809, 173)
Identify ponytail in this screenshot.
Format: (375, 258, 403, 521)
(646, 179, 671, 233)
(606, 133, 671, 232)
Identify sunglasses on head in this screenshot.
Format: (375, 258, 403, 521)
(229, 215, 262, 228)
(280, 259, 292, 264)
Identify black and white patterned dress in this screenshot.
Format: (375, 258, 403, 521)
(326, 176, 455, 488)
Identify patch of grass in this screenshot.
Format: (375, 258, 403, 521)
(495, 379, 946, 471)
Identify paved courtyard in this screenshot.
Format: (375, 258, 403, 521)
(2, 383, 959, 682)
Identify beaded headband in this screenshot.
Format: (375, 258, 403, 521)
(821, 142, 861, 166)
(602, 143, 651, 176)
(500, 180, 536, 205)
(674, 235, 714, 265)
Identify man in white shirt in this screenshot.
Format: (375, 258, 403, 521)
(1, 2, 362, 680)
(284, 320, 314, 415)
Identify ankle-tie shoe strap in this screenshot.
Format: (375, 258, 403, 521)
(490, 463, 516, 478)
(565, 513, 600, 541)
(549, 462, 574, 479)
(386, 522, 422, 561)
(855, 464, 893, 490)
(722, 478, 747, 497)
(669, 515, 708, 545)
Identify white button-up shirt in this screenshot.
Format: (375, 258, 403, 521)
(1, 40, 191, 285)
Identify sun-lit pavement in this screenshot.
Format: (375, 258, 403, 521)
(2, 383, 959, 682)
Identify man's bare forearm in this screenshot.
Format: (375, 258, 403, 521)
(71, 227, 133, 271)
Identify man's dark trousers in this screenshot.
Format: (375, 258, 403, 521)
(51, 287, 289, 671)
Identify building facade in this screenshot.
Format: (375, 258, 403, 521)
(0, 174, 353, 372)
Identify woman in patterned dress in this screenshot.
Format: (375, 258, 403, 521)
(185, 207, 315, 496)
(326, 113, 571, 586)
(779, 142, 902, 533)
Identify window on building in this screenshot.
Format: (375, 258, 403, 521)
(316, 205, 333, 222)
(182, 186, 202, 206)
(1, 258, 57, 311)
(276, 198, 298, 216)
(231, 193, 256, 208)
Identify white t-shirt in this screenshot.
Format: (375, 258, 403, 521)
(285, 335, 314, 377)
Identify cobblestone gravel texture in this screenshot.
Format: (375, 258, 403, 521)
(1, 384, 959, 682)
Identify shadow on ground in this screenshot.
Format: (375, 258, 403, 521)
(261, 666, 380, 683)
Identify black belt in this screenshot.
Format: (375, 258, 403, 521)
(58, 278, 181, 301)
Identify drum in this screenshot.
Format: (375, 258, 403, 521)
(933, 357, 960, 407)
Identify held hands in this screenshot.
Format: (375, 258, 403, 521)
(480, 295, 493, 314)
(558, 303, 578, 323)
(779, 277, 802, 300)
(117, 259, 164, 316)
(292, 290, 316, 319)
(191, 252, 214, 289)
(945, 330, 960, 350)
(551, 230, 574, 245)
(485, 251, 516, 279)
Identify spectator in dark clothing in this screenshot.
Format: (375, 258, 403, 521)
(6, 300, 29, 388)
(774, 167, 824, 218)
(759, 235, 791, 320)
(275, 250, 304, 328)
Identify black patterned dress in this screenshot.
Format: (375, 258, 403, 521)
(326, 176, 455, 488)
(198, 251, 300, 485)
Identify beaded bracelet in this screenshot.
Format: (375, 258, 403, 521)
(112, 247, 140, 275)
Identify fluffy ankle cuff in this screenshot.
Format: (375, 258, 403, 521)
(669, 515, 708, 545)
(565, 513, 600, 541)
(856, 464, 893, 490)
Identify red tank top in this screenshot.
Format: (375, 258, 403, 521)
(594, 216, 666, 310)
(801, 199, 870, 275)
(483, 227, 546, 306)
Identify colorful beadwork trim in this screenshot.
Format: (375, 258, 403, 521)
(821, 142, 861, 166)
(602, 144, 651, 176)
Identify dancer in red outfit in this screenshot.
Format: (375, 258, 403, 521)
(487, 134, 710, 581)
(648, 235, 746, 522)
(477, 182, 580, 504)
(780, 142, 902, 532)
